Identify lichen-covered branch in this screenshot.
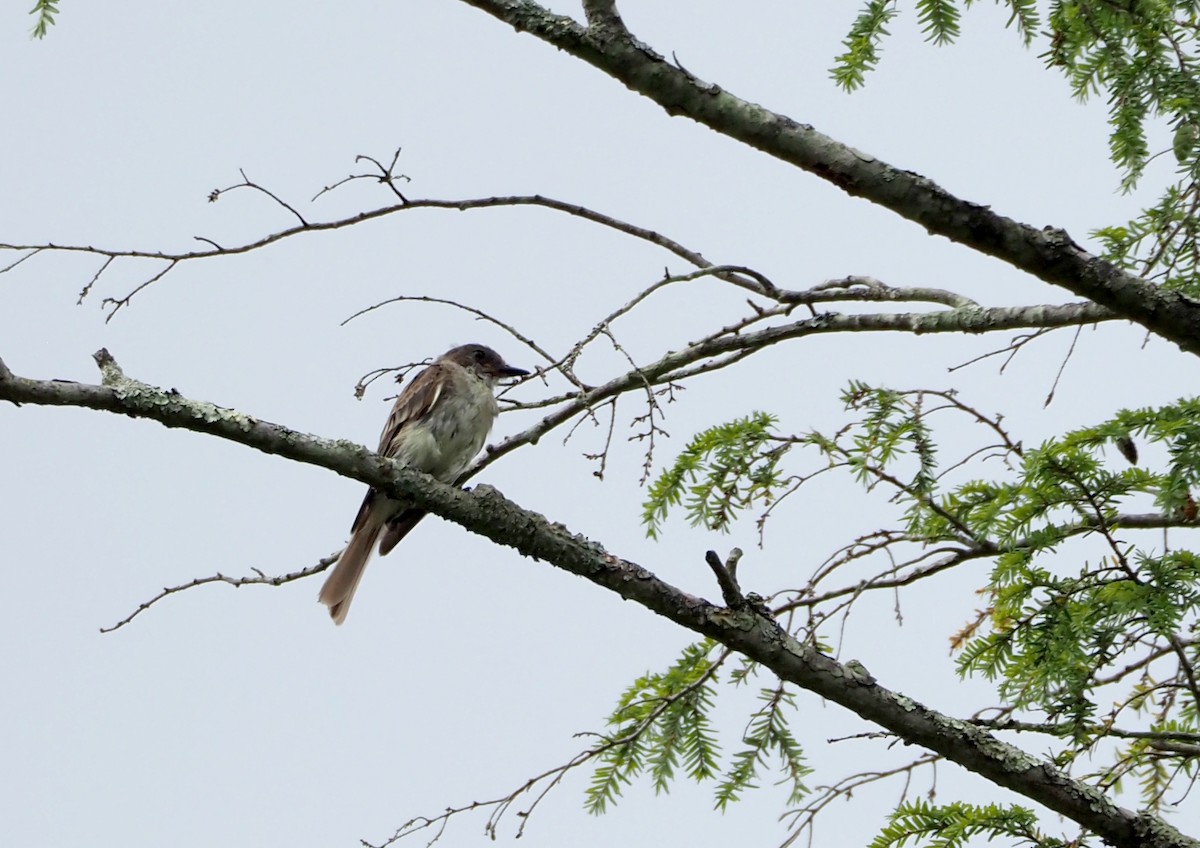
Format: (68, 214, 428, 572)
(456, 0, 1200, 355)
(0, 351, 1193, 848)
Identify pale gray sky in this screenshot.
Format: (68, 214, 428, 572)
(3, 2, 1196, 847)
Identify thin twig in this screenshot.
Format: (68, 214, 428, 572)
(101, 553, 337, 633)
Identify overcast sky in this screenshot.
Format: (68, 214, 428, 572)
(4, 2, 1198, 847)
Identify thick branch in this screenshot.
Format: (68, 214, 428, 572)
(457, 0, 1200, 355)
(0, 353, 1192, 848)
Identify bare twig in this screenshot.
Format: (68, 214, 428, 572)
(312, 147, 411, 203)
(98, 259, 178, 321)
(471, 303, 1116, 484)
(1044, 323, 1086, 406)
(341, 294, 566, 386)
(948, 327, 1056, 373)
(0, 247, 43, 275)
(101, 554, 338, 633)
(779, 753, 942, 848)
(0, 169, 1123, 329)
(210, 168, 309, 226)
(77, 255, 115, 304)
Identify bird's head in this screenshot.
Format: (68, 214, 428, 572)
(443, 344, 529, 383)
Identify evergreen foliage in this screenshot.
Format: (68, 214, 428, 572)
(642, 412, 785, 538)
(871, 800, 1065, 848)
(584, 640, 810, 815)
(633, 388, 1200, 837)
(835, 1, 1200, 297)
(28, 1, 58, 39)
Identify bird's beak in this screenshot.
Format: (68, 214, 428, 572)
(497, 365, 530, 379)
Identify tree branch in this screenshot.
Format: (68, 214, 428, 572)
(468, 300, 1118, 477)
(100, 554, 337, 633)
(581, 0, 622, 29)
(456, 0, 1200, 355)
(0, 351, 1193, 848)
(3, 193, 778, 315)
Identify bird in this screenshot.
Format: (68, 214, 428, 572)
(318, 343, 528, 624)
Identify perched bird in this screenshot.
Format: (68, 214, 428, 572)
(318, 343, 528, 624)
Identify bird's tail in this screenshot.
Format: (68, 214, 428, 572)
(318, 514, 384, 625)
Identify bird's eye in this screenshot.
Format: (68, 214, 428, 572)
(473, 349, 487, 361)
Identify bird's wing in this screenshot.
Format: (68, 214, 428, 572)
(350, 363, 448, 534)
(376, 362, 448, 454)
(378, 508, 427, 555)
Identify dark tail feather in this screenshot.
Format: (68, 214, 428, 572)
(378, 509, 427, 556)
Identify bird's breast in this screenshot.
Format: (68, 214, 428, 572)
(396, 375, 498, 481)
